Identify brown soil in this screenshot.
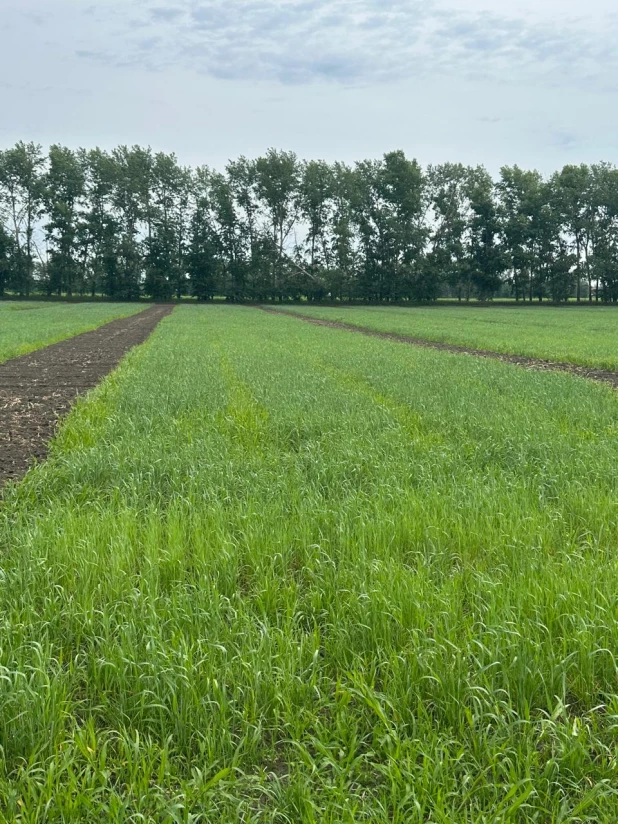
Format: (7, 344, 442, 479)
(0, 305, 174, 489)
(260, 307, 618, 389)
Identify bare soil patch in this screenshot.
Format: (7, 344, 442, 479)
(0, 305, 173, 489)
(261, 307, 618, 389)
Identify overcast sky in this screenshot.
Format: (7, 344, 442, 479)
(2, 0, 617, 174)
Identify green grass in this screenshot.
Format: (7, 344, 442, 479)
(274, 304, 618, 370)
(0, 302, 149, 363)
(2, 305, 618, 820)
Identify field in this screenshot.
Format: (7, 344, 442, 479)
(275, 304, 618, 370)
(0, 302, 148, 364)
(2, 305, 618, 820)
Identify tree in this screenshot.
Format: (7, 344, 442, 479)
(187, 167, 221, 301)
(3, 141, 618, 304)
(254, 149, 300, 300)
(498, 167, 562, 302)
(82, 148, 122, 298)
(348, 151, 427, 301)
(207, 170, 248, 301)
(144, 153, 190, 300)
(111, 146, 152, 299)
(297, 159, 333, 298)
(0, 142, 44, 295)
(552, 164, 593, 303)
(464, 167, 505, 300)
(0, 222, 13, 296)
(426, 163, 470, 300)
(328, 162, 358, 300)
(587, 163, 618, 303)
(43, 145, 86, 296)
(380, 150, 428, 300)
(547, 240, 576, 303)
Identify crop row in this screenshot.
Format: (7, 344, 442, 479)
(277, 303, 618, 371)
(1, 306, 618, 820)
(0, 302, 147, 364)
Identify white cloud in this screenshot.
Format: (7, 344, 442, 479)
(1, 0, 618, 174)
(70, 0, 618, 89)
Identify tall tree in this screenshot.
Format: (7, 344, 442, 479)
(111, 146, 152, 299)
(0, 222, 13, 296)
(254, 149, 300, 300)
(349, 152, 427, 301)
(552, 164, 593, 302)
(380, 150, 428, 300)
(426, 163, 470, 300)
(187, 167, 221, 301)
(144, 152, 189, 300)
(329, 162, 358, 300)
(0, 142, 44, 295)
(227, 157, 259, 296)
(464, 167, 505, 300)
(44, 145, 86, 296)
(587, 163, 618, 302)
(3, 142, 618, 304)
(82, 148, 121, 298)
(498, 167, 553, 302)
(297, 160, 334, 299)
(210, 170, 249, 301)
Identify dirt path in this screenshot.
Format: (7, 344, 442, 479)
(260, 307, 618, 390)
(0, 304, 174, 489)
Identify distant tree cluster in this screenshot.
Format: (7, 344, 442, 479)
(1, 142, 617, 302)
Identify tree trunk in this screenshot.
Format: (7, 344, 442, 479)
(575, 233, 582, 303)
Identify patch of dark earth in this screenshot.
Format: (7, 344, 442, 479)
(0, 305, 174, 490)
(259, 306, 618, 390)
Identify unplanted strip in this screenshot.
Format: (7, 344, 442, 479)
(260, 307, 618, 389)
(0, 305, 174, 488)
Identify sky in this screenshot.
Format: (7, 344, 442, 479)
(1, 0, 617, 175)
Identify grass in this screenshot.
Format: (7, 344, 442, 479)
(2, 305, 618, 820)
(0, 302, 148, 363)
(274, 304, 618, 370)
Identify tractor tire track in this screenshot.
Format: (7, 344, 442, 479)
(259, 306, 618, 390)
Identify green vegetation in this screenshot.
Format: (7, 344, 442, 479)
(3, 141, 618, 303)
(277, 304, 618, 370)
(2, 305, 618, 820)
(0, 301, 147, 363)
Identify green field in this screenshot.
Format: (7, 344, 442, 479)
(276, 305, 618, 370)
(2, 305, 618, 820)
(0, 302, 148, 364)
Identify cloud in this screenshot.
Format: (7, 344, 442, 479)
(551, 130, 581, 149)
(74, 0, 618, 89)
(149, 7, 184, 21)
(75, 49, 109, 60)
(21, 12, 46, 26)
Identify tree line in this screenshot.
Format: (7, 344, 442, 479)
(1, 142, 617, 303)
